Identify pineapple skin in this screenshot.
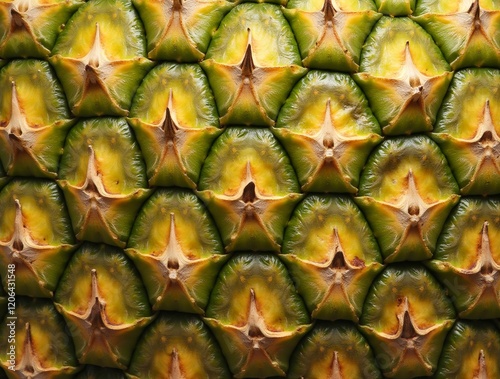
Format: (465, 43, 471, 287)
(0, 0, 499, 378)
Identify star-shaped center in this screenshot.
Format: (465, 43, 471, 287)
(204, 161, 296, 252)
(49, 19, 151, 116)
(473, 222, 500, 286)
(58, 269, 143, 369)
(281, 227, 381, 321)
(78, 270, 117, 339)
(301, 228, 364, 308)
(1, 199, 46, 266)
(273, 96, 382, 193)
(450, 0, 500, 68)
(321, 0, 348, 34)
(146, 0, 204, 60)
(15, 323, 46, 377)
(78, 145, 126, 207)
(394, 170, 433, 224)
(214, 28, 275, 126)
(8, 0, 35, 32)
(126, 209, 227, 314)
(75, 23, 114, 96)
(202, 27, 306, 127)
(445, 221, 500, 316)
(396, 41, 433, 94)
(449, 100, 500, 194)
(59, 145, 139, 247)
(0, 198, 72, 297)
(147, 88, 198, 188)
(368, 169, 458, 261)
(370, 297, 446, 377)
(0, 81, 53, 175)
(159, 213, 188, 282)
(0, 0, 77, 57)
(296, 0, 363, 71)
(314, 99, 359, 163)
(354, 35, 453, 134)
(217, 288, 300, 377)
(150, 212, 219, 312)
(0, 79, 71, 178)
(467, 0, 495, 43)
(223, 162, 275, 215)
(474, 101, 500, 150)
(2, 81, 29, 139)
(304, 98, 372, 191)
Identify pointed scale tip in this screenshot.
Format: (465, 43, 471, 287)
(240, 29, 255, 77)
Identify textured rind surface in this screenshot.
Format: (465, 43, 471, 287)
(125, 188, 227, 313)
(132, 0, 234, 62)
(427, 197, 500, 319)
(54, 243, 153, 369)
(127, 312, 231, 378)
(431, 68, 500, 195)
(205, 253, 311, 377)
(434, 320, 500, 379)
(0, 297, 80, 377)
(280, 195, 383, 321)
(288, 321, 382, 378)
(413, 0, 500, 69)
(355, 16, 452, 135)
(0, 0, 500, 378)
(128, 62, 221, 188)
(58, 118, 151, 247)
(0, 59, 74, 178)
(360, 264, 456, 379)
(49, 0, 153, 117)
(0, 179, 76, 298)
(356, 136, 460, 262)
(0, 0, 83, 58)
(283, 1, 381, 71)
(274, 70, 382, 193)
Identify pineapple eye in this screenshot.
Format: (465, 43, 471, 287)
(408, 204, 419, 216)
(12, 239, 23, 252)
(330, 250, 347, 269)
(242, 181, 257, 203)
(323, 134, 334, 148)
(167, 259, 179, 270)
(400, 311, 417, 339)
(1, 0, 500, 377)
